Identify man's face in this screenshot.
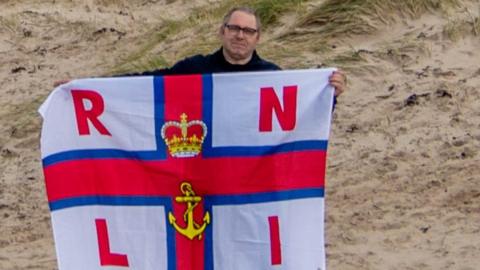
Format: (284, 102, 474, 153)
(220, 11, 260, 63)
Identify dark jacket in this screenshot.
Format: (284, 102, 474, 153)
(124, 48, 280, 76)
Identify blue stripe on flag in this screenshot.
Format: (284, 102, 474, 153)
(42, 149, 164, 167)
(49, 195, 172, 211)
(154, 76, 168, 158)
(205, 187, 324, 205)
(202, 74, 214, 153)
(203, 140, 328, 157)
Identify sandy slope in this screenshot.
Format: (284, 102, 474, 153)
(1, 0, 479, 269)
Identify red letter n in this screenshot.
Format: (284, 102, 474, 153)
(71, 90, 111, 136)
(259, 86, 297, 132)
(95, 219, 129, 267)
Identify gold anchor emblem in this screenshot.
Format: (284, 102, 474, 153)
(168, 182, 210, 240)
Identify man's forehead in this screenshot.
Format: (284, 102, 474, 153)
(227, 11, 257, 28)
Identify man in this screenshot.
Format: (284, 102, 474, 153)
(132, 7, 280, 75)
(55, 7, 346, 97)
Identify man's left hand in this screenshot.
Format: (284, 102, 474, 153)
(329, 70, 347, 97)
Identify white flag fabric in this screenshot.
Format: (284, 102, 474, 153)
(39, 69, 335, 270)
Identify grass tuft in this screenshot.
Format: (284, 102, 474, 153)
(0, 16, 20, 35)
(251, 0, 305, 27)
(443, 18, 480, 40)
(473, 16, 480, 36)
(111, 20, 181, 74)
(295, 0, 460, 38)
(186, 0, 306, 30)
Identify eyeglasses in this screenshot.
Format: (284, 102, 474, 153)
(224, 24, 258, 36)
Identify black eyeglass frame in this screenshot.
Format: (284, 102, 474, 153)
(223, 24, 259, 36)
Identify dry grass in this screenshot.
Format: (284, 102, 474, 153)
(185, 0, 306, 30)
(325, 48, 365, 66)
(473, 17, 480, 35)
(464, 6, 480, 36)
(1, 10, 98, 42)
(0, 16, 19, 35)
(92, 0, 129, 6)
(250, 0, 305, 27)
(443, 19, 469, 41)
(111, 20, 182, 74)
(0, 97, 43, 140)
(294, 0, 460, 38)
(443, 7, 480, 40)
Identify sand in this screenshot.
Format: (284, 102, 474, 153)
(0, 0, 479, 269)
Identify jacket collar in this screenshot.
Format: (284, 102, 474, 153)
(214, 47, 260, 67)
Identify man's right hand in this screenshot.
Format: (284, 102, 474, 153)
(329, 70, 347, 97)
(53, 79, 71, 87)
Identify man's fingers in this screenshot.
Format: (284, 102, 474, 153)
(329, 77, 344, 84)
(330, 81, 344, 97)
(329, 70, 347, 97)
(331, 72, 346, 83)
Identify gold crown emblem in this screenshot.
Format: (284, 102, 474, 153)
(161, 113, 207, 158)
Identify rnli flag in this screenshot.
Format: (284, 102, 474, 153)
(39, 69, 335, 270)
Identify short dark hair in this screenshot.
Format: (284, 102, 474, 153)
(222, 7, 262, 32)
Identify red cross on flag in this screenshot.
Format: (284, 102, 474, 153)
(39, 69, 335, 270)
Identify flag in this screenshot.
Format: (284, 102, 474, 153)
(39, 69, 335, 270)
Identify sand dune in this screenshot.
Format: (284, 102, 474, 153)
(0, 0, 479, 269)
